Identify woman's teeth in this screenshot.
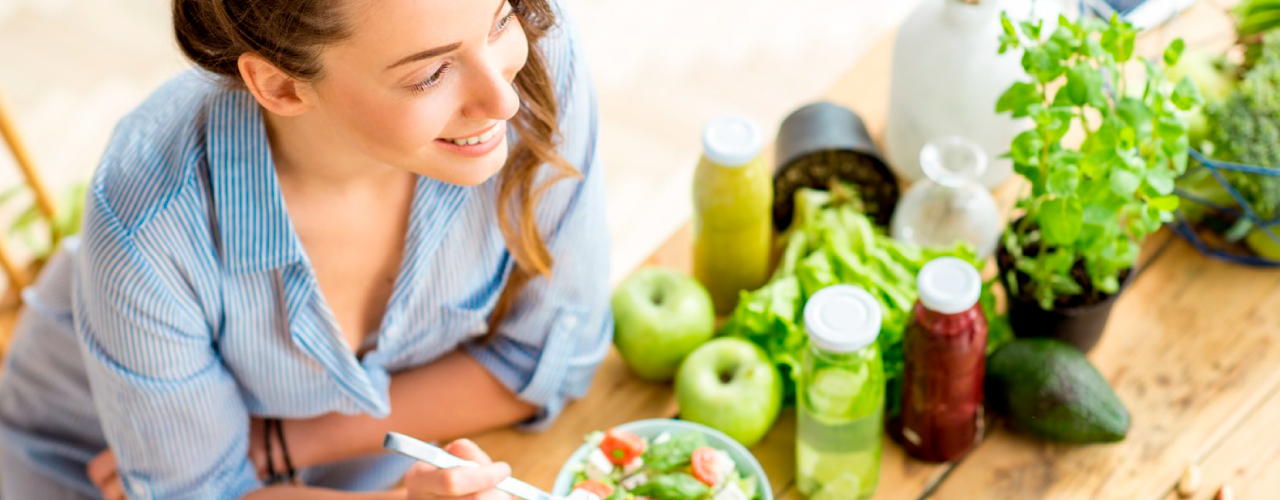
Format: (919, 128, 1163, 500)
(449, 126, 500, 146)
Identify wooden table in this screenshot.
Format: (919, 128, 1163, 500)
(473, 2, 1280, 499)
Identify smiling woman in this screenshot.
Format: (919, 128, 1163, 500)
(0, 0, 610, 499)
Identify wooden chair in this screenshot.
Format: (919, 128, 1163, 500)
(0, 89, 60, 351)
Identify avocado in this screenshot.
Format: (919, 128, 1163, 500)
(986, 339, 1130, 443)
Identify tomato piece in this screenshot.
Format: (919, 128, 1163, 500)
(574, 479, 614, 499)
(691, 446, 721, 486)
(599, 428, 646, 465)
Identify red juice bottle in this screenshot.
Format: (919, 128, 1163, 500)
(896, 257, 987, 462)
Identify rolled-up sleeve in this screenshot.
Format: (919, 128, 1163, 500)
(466, 13, 613, 431)
(73, 188, 260, 500)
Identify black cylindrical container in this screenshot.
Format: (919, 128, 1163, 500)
(774, 101, 901, 231)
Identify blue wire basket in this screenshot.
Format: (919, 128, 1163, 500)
(1172, 149, 1280, 268)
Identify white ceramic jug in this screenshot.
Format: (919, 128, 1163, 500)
(885, 0, 1064, 189)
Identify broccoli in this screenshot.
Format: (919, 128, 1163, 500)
(1206, 32, 1280, 235)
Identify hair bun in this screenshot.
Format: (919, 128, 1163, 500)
(172, 0, 344, 83)
(173, 0, 244, 79)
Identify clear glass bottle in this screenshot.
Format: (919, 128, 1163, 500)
(890, 136, 1002, 259)
(797, 285, 884, 500)
(893, 257, 988, 462)
(692, 114, 773, 315)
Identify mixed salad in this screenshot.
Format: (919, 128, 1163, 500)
(565, 428, 762, 500)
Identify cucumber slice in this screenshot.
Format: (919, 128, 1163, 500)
(811, 473, 862, 500)
(806, 367, 866, 418)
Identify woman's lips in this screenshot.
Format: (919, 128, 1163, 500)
(434, 121, 506, 158)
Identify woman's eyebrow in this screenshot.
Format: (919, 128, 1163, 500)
(384, 0, 508, 71)
(386, 42, 463, 70)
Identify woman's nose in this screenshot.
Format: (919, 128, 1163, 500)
(462, 56, 522, 122)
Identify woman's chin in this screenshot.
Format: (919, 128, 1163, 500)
(425, 153, 509, 187)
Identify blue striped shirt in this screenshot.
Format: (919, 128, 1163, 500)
(0, 11, 610, 500)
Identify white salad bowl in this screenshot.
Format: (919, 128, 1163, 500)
(551, 418, 774, 500)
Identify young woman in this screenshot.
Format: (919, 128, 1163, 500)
(0, 0, 611, 498)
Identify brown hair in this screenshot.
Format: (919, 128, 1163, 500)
(173, 0, 578, 335)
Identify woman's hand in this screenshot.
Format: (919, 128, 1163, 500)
(403, 439, 513, 500)
(87, 428, 513, 500)
(87, 449, 126, 500)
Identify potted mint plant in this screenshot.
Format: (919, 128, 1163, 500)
(994, 14, 1201, 352)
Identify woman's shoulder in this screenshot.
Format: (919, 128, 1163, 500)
(89, 69, 225, 236)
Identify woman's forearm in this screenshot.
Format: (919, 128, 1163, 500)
(285, 350, 536, 468)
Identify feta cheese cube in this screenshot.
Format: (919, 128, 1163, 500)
(709, 450, 736, 486)
(620, 472, 648, 491)
(712, 481, 748, 500)
(567, 490, 602, 500)
(585, 449, 614, 481)
(653, 432, 672, 445)
(622, 456, 644, 475)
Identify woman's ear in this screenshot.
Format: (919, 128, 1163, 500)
(237, 53, 317, 117)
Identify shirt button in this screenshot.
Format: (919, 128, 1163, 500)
(562, 315, 579, 330)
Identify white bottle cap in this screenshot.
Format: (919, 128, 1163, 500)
(803, 285, 882, 354)
(917, 257, 982, 315)
(701, 114, 764, 167)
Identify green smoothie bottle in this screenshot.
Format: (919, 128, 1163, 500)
(797, 285, 885, 500)
(693, 114, 773, 315)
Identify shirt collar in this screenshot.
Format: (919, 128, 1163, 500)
(206, 87, 304, 273)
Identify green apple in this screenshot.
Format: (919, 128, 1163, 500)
(611, 267, 716, 382)
(676, 337, 783, 447)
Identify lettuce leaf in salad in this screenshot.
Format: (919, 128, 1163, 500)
(606, 486, 633, 500)
(631, 473, 708, 500)
(700, 471, 760, 500)
(732, 473, 758, 500)
(645, 433, 707, 473)
(573, 431, 765, 500)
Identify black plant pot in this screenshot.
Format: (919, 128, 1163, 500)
(773, 101, 900, 231)
(996, 243, 1137, 353)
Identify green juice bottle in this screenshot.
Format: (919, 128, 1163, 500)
(692, 114, 773, 315)
(797, 285, 885, 500)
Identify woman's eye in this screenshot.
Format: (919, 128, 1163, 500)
(492, 10, 516, 35)
(410, 62, 452, 93)
(409, 7, 513, 94)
